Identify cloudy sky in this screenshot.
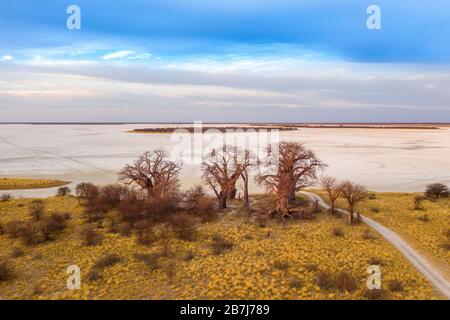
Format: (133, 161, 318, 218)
(1, 0, 449, 122)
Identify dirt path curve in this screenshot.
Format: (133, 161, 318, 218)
(300, 191, 450, 299)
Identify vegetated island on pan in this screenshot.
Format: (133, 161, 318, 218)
(0, 178, 70, 190)
(129, 125, 300, 134)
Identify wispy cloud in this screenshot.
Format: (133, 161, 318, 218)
(102, 50, 150, 60)
(1, 53, 449, 122)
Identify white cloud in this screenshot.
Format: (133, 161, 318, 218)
(102, 50, 151, 60)
(1, 55, 450, 122)
(2, 55, 13, 61)
(102, 50, 135, 60)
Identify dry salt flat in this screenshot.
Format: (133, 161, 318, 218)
(0, 124, 449, 197)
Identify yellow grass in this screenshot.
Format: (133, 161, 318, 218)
(313, 190, 450, 277)
(0, 178, 69, 190)
(0, 196, 441, 300)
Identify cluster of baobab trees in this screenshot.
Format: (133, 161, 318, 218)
(320, 177, 369, 224)
(119, 141, 369, 224)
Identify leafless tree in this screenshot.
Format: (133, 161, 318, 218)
(319, 176, 341, 215)
(338, 180, 369, 224)
(202, 145, 251, 209)
(256, 142, 326, 217)
(240, 150, 254, 212)
(119, 150, 181, 197)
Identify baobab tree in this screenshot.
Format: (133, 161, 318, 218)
(338, 180, 369, 224)
(256, 142, 326, 217)
(119, 150, 181, 197)
(319, 176, 341, 215)
(202, 145, 251, 209)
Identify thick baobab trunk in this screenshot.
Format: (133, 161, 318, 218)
(329, 202, 335, 215)
(289, 184, 296, 205)
(228, 187, 237, 200)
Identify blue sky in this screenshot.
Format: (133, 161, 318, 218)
(1, 1, 449, 122)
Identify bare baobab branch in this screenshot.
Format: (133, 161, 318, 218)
(119, 150, 181, 197)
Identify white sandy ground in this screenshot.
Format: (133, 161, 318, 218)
(300, 191, 450, 299)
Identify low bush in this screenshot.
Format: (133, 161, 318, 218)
(56, 186, 71, 197)
(388, 280, 404, 292)
(18, 222, 40, 245)
(80, 225, 103, 246)
(273, 261, 289, 271)
(368, 257, 385, 266)
(40, 212, 69, 241)
(5, 220, 24, 238)
(183, 250, 195, 261)
(413, 195, 426, 210)
(10, 247, 25, 258)
(29, 200, 45, 221)
(289, 279, 303, 289)
(335, 271, 357, 292)
(440, 242, 450, 251)
(211, 235, 233, 255)
(364, 289, 389, 300)
(0, 193, 13, 202)
(135, 225, 156, 246)
(134, 253, 161, 271)
(445, 229, 450, 240)
(170, 213, 197, 241)
(304, 263, 318, 272)
(184, 186, 216, 221)
(315, 271, 335, 290)
(362, 229, 378, 240)
(418, 214, 430, 222)
(332, 227, 344, 238)
(87, 269, 102, 282)
(0, 260, 14, 282)
(92, 254, 122, 270)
